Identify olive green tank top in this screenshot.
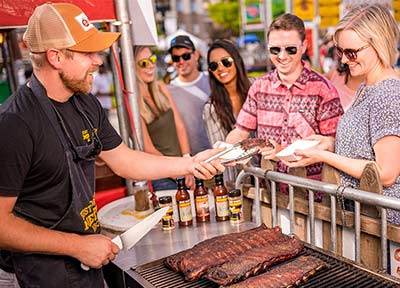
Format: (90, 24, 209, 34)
(147, 108, 181, 156)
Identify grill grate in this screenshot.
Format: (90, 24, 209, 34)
(129, 245, 400, 288)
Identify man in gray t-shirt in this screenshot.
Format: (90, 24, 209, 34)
(168, 35, 211, 154)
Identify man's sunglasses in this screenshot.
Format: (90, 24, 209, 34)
(171, 52, 193, 63)
(208, 57, 234, 72)
(137, 54, 157, 68)
(268, 44, 302, 55)
(335, 44, 369, 62)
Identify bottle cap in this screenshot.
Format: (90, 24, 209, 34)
(159, 195, 172, 204)
(195, 177, 204, 186)
(176, 176, 186, 189)
(214, 173, 224, 185)
(229, 189, 241, 197)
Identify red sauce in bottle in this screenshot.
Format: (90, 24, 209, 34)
(175, 177, 193, 226)
(194, 177, 210, 222)
(213, 174, 229, 221)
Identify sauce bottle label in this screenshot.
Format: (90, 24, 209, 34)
(178, 200, 192, 222)
(195, 195, 210, 217)
(229, 199, 242, 213)
(215, 195, 229, 217)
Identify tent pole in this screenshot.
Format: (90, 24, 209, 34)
(113, 0, 143, 195)
(109, 22, 135, 196)
(113, 0, 143, 152)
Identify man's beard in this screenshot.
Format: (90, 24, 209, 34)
(59, 70, 92, 94)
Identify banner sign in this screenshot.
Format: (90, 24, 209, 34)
(0, 0, 117, 29)
(241, 0, 265, 31)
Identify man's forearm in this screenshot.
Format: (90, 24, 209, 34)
(225, 128, 250, 144)
(0, 211, 79, 257)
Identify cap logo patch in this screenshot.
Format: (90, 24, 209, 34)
(75, 13, 94, 31)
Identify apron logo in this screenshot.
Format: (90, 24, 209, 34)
(80, 199, 100, 232)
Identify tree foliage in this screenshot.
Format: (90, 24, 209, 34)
(207, 1, 240, 36)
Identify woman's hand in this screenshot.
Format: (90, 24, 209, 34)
(282, 148, 328, 168)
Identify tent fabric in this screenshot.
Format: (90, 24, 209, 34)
(0, 0, 116, 29)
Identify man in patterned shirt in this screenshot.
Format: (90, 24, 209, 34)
(226, 13, 344, 201)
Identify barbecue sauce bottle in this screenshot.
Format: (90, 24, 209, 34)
(175, 177, 193, 226)
(213, 174, 229, 221)
(194, 177, 210, 222)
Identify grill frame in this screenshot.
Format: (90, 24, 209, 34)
(125, 242, 400, 288)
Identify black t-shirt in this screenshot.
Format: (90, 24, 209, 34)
(0, 83, 122, 227)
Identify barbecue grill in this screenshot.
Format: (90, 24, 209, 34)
(122, 243, 400, 288)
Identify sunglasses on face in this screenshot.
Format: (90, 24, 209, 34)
(268, 44, 302, 55)
(208, 57, 234, 72)
(335, 44, 369, 62)
(171, 52, 193, 63)
(137, 54, 157, 68)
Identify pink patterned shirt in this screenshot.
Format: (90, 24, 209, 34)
(236, 65, 344, 201)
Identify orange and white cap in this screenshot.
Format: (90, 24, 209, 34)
(23, 2, 121, 53)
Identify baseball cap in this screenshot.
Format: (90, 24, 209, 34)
(168, 35, 195, 53)
(23, 3, 121, 53)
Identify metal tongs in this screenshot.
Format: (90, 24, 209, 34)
(205, 138, 272, 164)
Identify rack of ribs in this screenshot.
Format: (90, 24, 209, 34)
(205, 236, 304, 286)
(164, 224, 268, 272)
(226, 255, 328, 288)
(166, 225, 290, 281)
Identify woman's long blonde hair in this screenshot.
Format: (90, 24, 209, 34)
(334, 4, 399, 69)
(133, 46, 170, 124)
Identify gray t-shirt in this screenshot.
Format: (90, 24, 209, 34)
(169, 72, 211, 154)
(335, 78, 400, 224)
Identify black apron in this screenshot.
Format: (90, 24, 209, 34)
(11, 75, 104, 288)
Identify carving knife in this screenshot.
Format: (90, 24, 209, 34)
(81, 206, 169, 270)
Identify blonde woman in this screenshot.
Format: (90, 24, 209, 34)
(134, 46, 193, 190)
(286, 4, 400, 224)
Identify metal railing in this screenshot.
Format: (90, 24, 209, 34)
(235, 166, 400, 272)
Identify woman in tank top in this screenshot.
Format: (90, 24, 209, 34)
(134, 46, 193, 190)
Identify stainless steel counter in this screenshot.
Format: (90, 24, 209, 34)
(109, 220, 256, 272)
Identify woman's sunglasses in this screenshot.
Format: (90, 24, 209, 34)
(137, 54, 157, 68)
(171, 52, 192, 63)
(335, 44, 369, 62)
(268, 44, 302, 55)
(208, 57, 234, 72)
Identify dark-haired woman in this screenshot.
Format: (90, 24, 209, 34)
(203, 39, 252, 183)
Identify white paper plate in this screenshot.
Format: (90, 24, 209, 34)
(98, 196, 154, 232)
(276, 140, 320, 162)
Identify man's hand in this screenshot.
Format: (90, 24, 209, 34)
(261, 139, 282, 161)
(185, 174, 195, 190)
(74, 234, 120, 269)
(305, 135, 335, 152)
(190, 148, 226, 180)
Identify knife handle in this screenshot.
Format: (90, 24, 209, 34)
(80, 237, 123, 271)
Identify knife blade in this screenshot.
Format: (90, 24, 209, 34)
(81, 206, 169, 270)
